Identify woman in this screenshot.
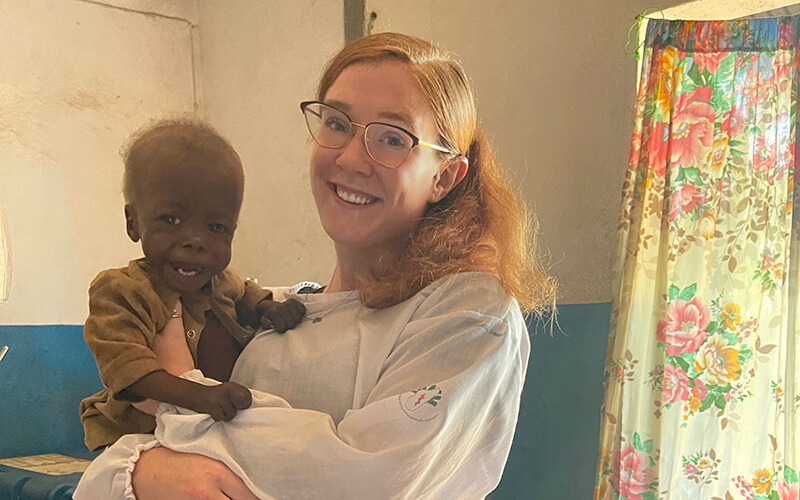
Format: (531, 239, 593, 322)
(75, 32, 555, 499)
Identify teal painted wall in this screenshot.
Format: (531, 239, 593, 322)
(0, 326, 102, 460)
(493, 302, 611, 500)
(0, 302, 612, 496)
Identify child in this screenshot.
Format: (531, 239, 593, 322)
(79, 119, 304, 451)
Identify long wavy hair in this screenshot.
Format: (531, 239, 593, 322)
(317, 33, 556, 314)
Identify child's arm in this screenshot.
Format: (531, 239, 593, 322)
(232, 275, 305, 332)
(121, 371, 252, 422)
(131, 299, 196, 415)
(257, 298, 306, 333)
(125, 299, 251, 420)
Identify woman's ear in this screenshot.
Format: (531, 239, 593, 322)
(124, 205, 140, 242)
(429, 156, 469, 203)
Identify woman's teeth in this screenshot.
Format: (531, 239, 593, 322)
(177, 268, 199, 277)
(336, 186, 376, 205)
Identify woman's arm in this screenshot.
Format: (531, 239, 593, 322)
(73, 434, 257, 500)
(132, 447, 258, 500)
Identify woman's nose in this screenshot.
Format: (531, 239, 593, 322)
(335, 127, 373, 175)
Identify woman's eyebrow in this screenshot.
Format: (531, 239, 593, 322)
(377, 110, 416, 131)
(325, 99, 351, 112)
(325, 100, 416, 131)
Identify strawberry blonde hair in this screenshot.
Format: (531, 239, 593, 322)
(317, 33, 556, 314)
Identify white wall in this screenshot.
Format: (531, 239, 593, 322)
(195, 1, 342, 289)
(0, 0, 197, 324)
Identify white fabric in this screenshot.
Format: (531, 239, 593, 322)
(74, 272, 530, 500)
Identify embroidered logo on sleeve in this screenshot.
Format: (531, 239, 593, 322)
(480, 320, 507, 338)
(399, 385, 442, 422)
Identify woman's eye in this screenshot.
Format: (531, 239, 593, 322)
(159, 215, 180, 225)
(378, 132, 407, 149)
(208, 223, 228, 234)
(324, 117, 349, 133)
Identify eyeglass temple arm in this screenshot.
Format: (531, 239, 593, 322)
(419, 140, 458, 156)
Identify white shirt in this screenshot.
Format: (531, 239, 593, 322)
(74, 272, 531, 500)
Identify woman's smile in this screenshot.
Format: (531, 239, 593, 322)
(331, 183, 379, 206)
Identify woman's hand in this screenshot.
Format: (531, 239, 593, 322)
(132, 446, 258, 500)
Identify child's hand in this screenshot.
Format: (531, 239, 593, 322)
(190, 382, 252, 421)
(258, 299, 306, 333)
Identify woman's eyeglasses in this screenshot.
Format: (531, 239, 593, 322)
(300, 101, 457, 168)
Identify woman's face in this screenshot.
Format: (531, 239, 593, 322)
(309, 60, 445, 256)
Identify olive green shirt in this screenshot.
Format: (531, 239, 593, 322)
(79, 259, 270, 451)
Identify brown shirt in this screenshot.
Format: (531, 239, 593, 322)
(79, 259, 271, 451)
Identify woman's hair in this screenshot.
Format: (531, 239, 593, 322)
(317, 32, 556, 314)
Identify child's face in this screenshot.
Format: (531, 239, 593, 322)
(125, 160, 242, 293)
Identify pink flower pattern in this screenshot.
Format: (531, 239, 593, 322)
(663, 364, 691, 404)
(611, 445, 656, 500)
(780, 480, 800, 500)
(669, 87, 715, 168)
(664, 298, 711, 356)
(598, 17, 798, 500)
(670, 185, 710, 222)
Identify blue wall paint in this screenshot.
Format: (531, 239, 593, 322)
(0, 326, 102, 460)
(493, 302, 612, 500)
(0, 303, 612, 496)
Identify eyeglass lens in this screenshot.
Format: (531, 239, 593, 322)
(303, 102, 414, 168)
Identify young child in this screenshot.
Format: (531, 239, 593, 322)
(80, 119, 304, 451)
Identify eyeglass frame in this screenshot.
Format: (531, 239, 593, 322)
(300, 100, 460, 168)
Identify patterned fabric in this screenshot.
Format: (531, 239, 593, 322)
(596, 17, 800, 500)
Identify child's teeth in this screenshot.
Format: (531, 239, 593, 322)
(336, 186, 375, 205)
(178, 268, 198, 276)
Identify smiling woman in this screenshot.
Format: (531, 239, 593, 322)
(75, 32, 555, 500)
(310, 34, 555, 310)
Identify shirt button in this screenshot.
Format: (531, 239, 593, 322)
(186, 329, 196, 339)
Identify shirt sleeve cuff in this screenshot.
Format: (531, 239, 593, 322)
(123, 439, 162, 500)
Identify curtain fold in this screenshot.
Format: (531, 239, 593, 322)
(596, 17, 800, 500)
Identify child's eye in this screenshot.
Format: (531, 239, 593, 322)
(208, 222, 228, 234)
(159, 215, 181, 225)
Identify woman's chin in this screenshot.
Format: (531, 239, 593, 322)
(326, 230, 378, 250)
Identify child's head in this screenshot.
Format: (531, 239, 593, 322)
(122, 119, 244, 292)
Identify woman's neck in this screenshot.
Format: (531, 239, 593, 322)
(325, 244, 389, 293)
(325, 266, 357, 294)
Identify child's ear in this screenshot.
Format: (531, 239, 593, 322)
(124, 205, 140, 242)
(429, 156, 469, 204)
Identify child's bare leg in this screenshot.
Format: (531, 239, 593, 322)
(132, 299, 194, 415)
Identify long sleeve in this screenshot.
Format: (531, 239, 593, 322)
(75, 274, 531, 500)
(83, 269, 172, 395)
(211, 268, 273, 329)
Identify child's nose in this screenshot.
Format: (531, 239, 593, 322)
(181, 229, 207, 250)
(182, 237, 205, 250)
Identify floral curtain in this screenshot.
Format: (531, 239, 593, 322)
(596, 17, 800, 500)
